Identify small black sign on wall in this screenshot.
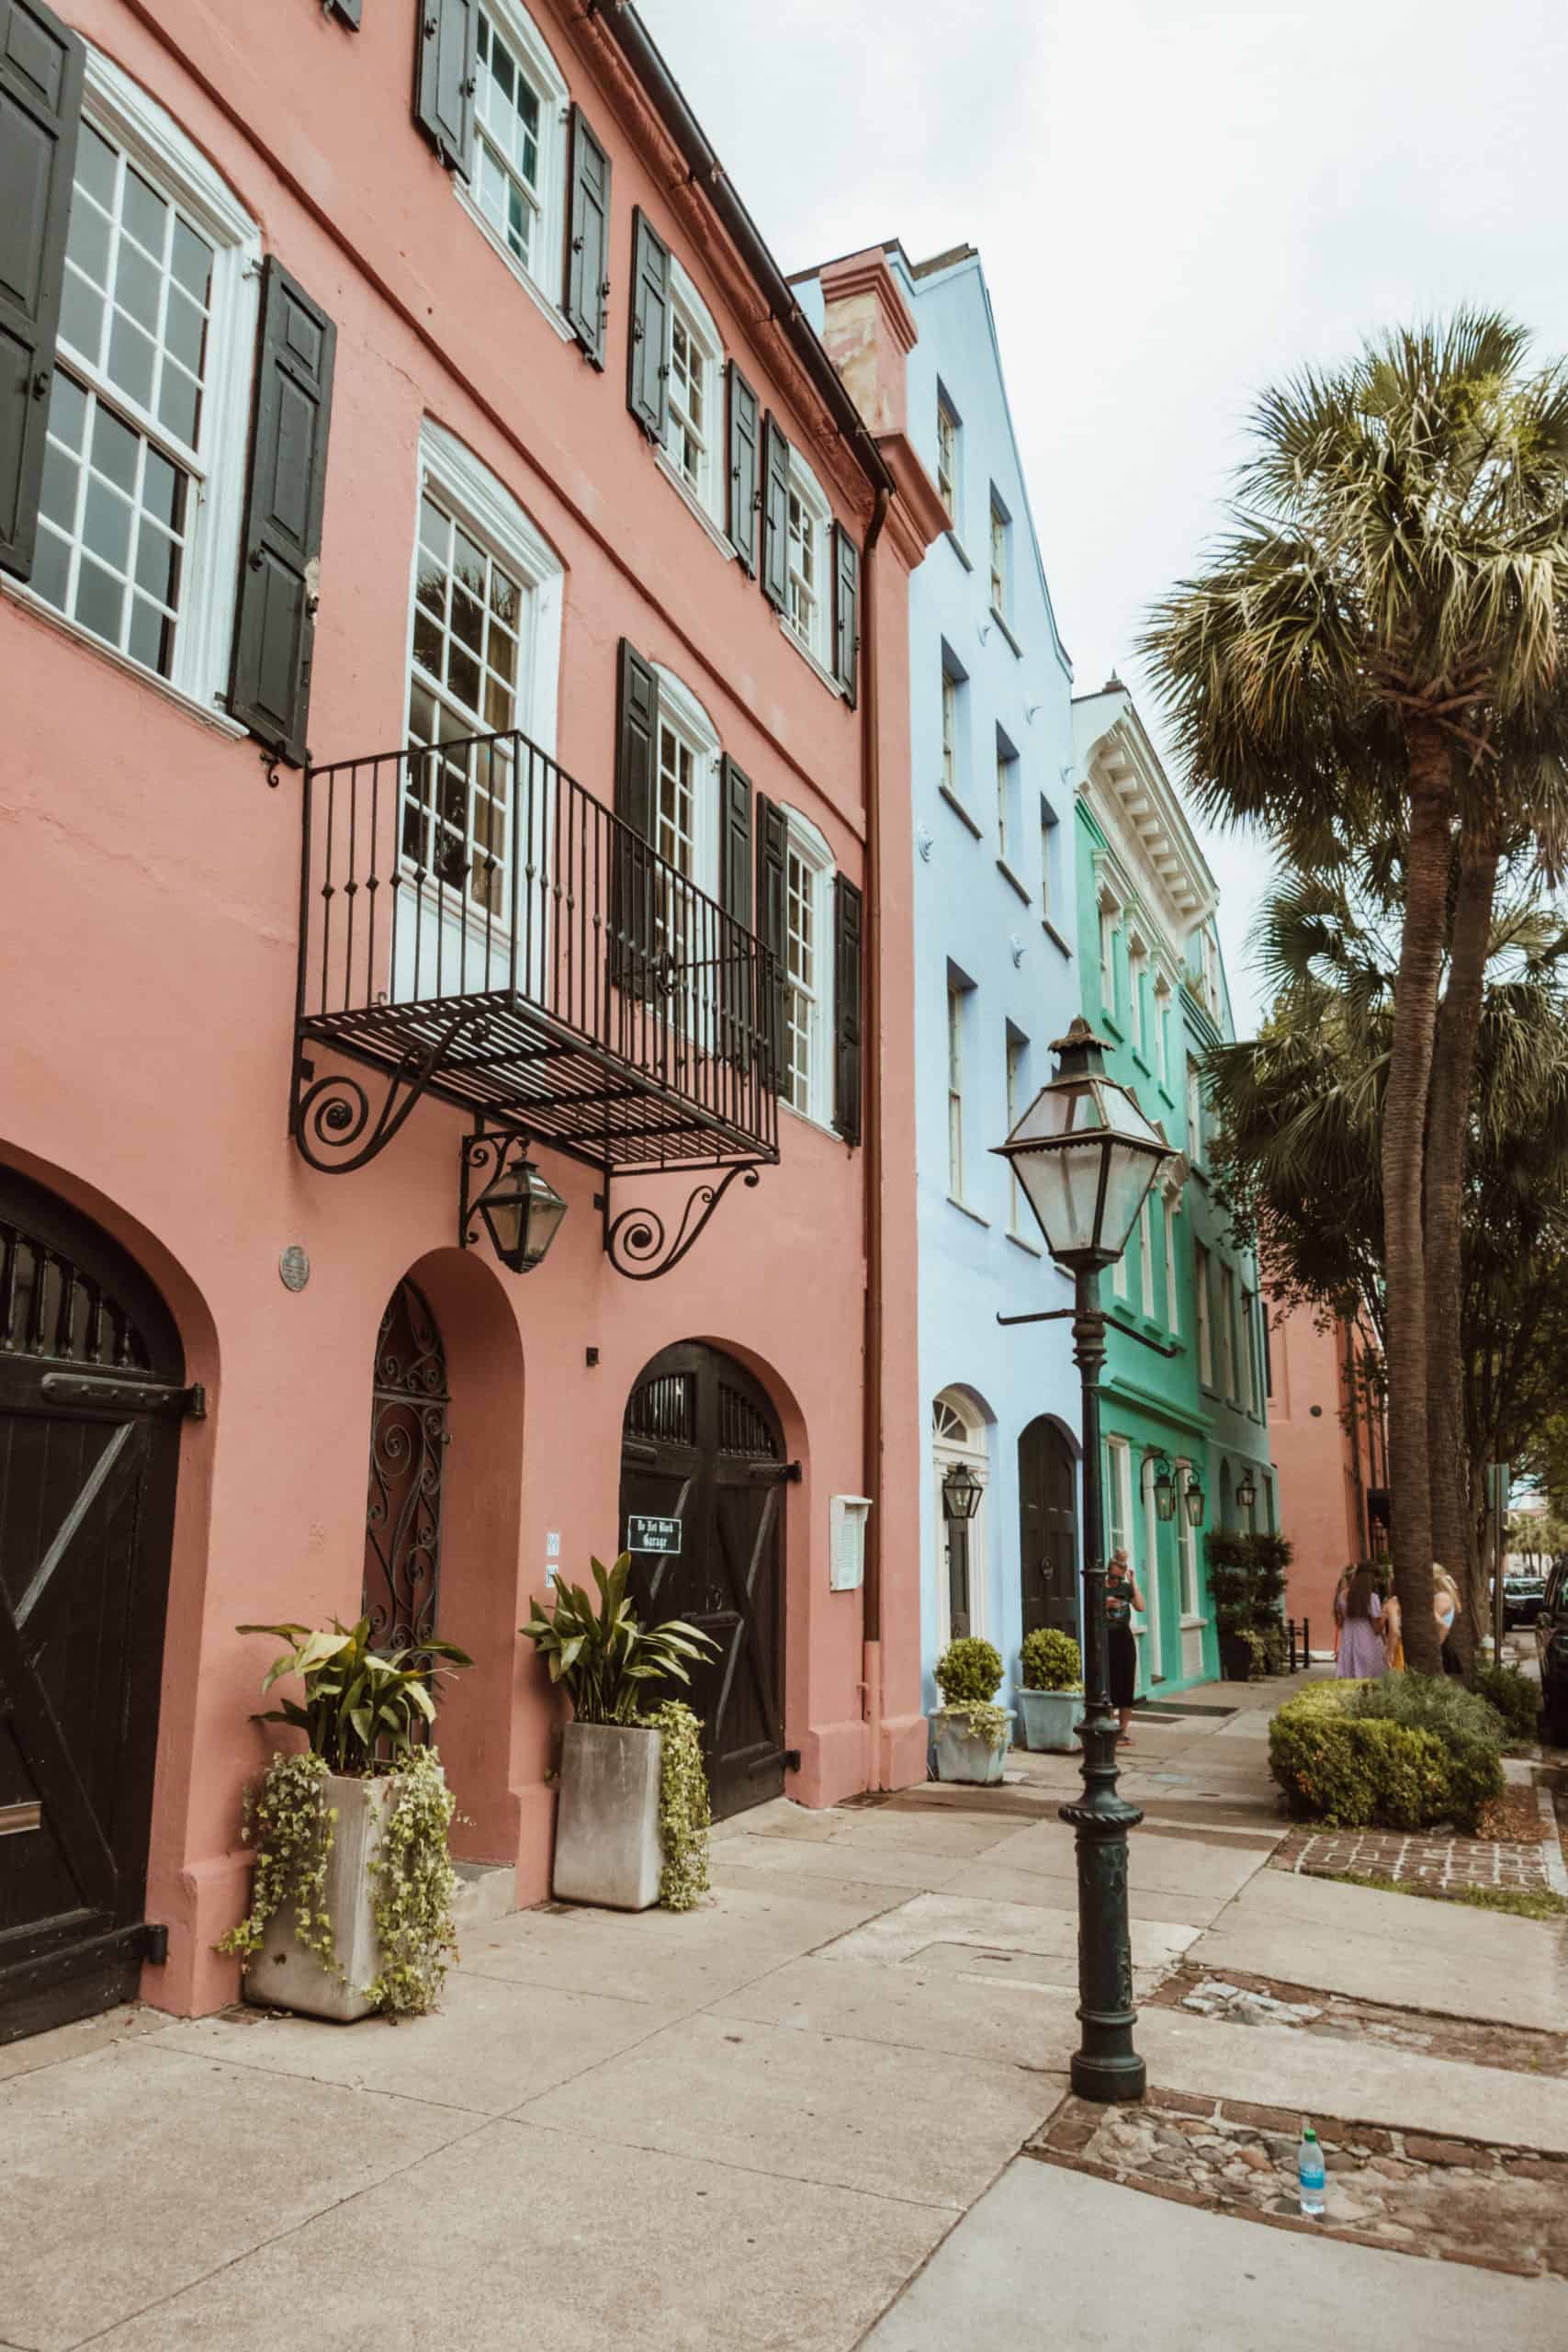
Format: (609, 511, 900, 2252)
(627, 1513, 682, 1555)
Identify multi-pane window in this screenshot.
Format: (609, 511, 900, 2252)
(784, 842, 818, 1117)
(1239, 1290, 1257, 1412)
(786, 484, 818, 647)
(1219, 1263, 1238, 1399)
(1139, 1196, 1156, 1317)
(1186, 1059, 1203, 1159)
(1195, 1242, 1213, 1385)
(988, 493, 1009, 615)
(34, 119, 217, 680)
(1164, 1196, 1179, 1336)
(946, 982, 964, 1197)
(1128, 943, 1147, 1053)
(654, 712, 700, 969)
(996, 739, 1017, 863)
(1106, 1436, 1134, 1567)
(941, 670, 958, 792)
(472, 10, 545, 270)
(1005, 1031, 1025, 1232)
(1155, 978, 1174, 1089)
(1099, 899, 1119, 1019)
(406, 491, 525, 915)
(666, 304, 707, 493)
(1178, 1464, 1199, 1614)
(1040, 810, 1055, 920)
(936, 392, 959, 526)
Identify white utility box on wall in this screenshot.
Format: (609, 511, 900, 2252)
(829, 1495, 872, 1590)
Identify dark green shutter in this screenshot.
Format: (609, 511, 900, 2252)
(833, 522, 860, 706)
(325, 0, 361, 25)
(719, 753, 753, 1066)
(413, 0, 475, 176)
(626, 208, 669, 441)
(832, 873, 863, 1144)
(563, 107, 610, 369)
(228, 259, 337, 769)
(0, 0, 83, 583)
(727, 361, 759, 575)
(754, 793, 788, 1094)
(761, 413, 789, 612)
(613, 639, 659, 994)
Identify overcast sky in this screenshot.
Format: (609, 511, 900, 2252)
(648, 0, 1568, 1033)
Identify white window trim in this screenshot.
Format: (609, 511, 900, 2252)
(658, 254, 725, 529)
(6, 45, 261, 724)
(1098, 887, 1121, 1021)
(1127, 936, 1149, 1054)
(933, 1389, 988, 1652)
(1177, 1459, 1201, 1620)
(782, 443, 833, 673)
(1005, 1031, 1026, 1236)
(1195, 1244, 1213, 1385)
(946, 979, 966, 1203)
(935, 390, 961, 533)
(1139, 1196, 1155, 1318)
(650, 660, 722, 899)
(988, 491, 1009, 617)
(1219, 1264, 1238, 1400)
(1163, 1196, 1179, 1337)
(778, 805, 835, 1132)
(454, 0, 573, 342)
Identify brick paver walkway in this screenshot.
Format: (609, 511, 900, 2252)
(1274, 1824, 1547, 1894)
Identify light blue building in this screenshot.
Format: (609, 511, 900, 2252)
(795, 242, 1083, 1718)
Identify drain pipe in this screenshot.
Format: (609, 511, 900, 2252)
(859, 481, 891, 1773)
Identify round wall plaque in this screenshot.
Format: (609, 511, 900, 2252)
(279, 1245, 310, 1293)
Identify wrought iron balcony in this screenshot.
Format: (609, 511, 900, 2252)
(291, 725, 780, 1271)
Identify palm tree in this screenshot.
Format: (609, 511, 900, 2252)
(1145, 314, 1568, 1672)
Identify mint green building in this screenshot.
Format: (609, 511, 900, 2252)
(1072, 684, 1274, 1697)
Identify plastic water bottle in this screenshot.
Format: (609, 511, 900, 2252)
(1297, 2123, 1325, 2219)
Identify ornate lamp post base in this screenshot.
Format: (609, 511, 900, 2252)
(1060, 1743, 1146, 2102)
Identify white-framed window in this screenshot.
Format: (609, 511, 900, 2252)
(1139, 1196, 1155, 1318)
(1040, 807, 1055, 921)
(1127, 937, 1148, 1054)
(1098, 890, 1121, 1022)
(1005, 1028, 1026, 1234)
(988, 490, 1010, 616)
(1155, 976, 1174, 1090)
(1195, 1241, 1213, 1385)
(1106, 1434, 1134, 1566)
(1201, 926, 1222, 1016)
(1164, 1195, 1179, 1336)
(22, 50, 260, 710)
(780, 808, 834, 1125)
(996, 735, 1018, 863)
(651, 664, 722, 982)
(1219, 1262, 1238, 1400)
(659, 256, 726, 534)
(784, 446, 831, 669)
(1186, 1058, 1203, 1159)
(1239, 1289, 1257, 1412)
(401, 420, 563, 937)
(1178, 1461, 1200, 1616)
(941, 666, 959, 793)
(936, 389, 960, 528)
(933, 1388, 988, 1645)
(946, 979, 966, 1199)
(458, 2, 570, 325)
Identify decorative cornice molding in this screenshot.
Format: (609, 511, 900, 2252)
(818, 248, 919, 356)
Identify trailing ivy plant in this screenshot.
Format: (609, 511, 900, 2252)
(649, 1699, 711, 1911)
(218, 1748, 341, 1979)
(364, 1746, 459, 2013)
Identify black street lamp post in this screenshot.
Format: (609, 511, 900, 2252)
(992, 1017, 1176, 2104)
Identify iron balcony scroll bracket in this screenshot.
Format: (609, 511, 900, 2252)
(457, 1119, 531, 1250)
(597, 1162, 761, 1282)
(290, 1008, 492, 1176)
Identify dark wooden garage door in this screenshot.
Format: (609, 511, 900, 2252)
(619, 1342, 786, 1821)
(0, 1171, 184, 2043)
(1019, 1414, 1077, 1641)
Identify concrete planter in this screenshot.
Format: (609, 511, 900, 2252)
(931, 1711, 1013, 1785)
(247, 1770, 405, 2023)
(1017, 1686, 1084, 1753)
(552, 1721, 662, 1910)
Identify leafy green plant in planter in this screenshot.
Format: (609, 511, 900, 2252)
(1017, 1627, 1084, 1754)
(219, 1619, 472, 2018)
(520, 1552, 713, 1724)
(1021, 1628, 1082, 1691)
(931, 1636, 1010, 1777)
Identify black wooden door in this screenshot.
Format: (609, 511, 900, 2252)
(1019, 1416, 1077, 1641)
(619, 1342, 785, 1821)
(0, 1170, 183, 2043)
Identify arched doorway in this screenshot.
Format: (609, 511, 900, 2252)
(932, 1390, 988, 1645)
(0, 1169, 184, 2042)
(619, 1342, 786, 1821)
(1018, 1416, 1077, 1641)
(363, 1277, 449, 1651)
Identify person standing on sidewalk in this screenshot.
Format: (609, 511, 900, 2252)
(1336, 1565, 1387, 1679)
(1433, 1566, 1463, 1675)
(1106, 1547, 1144, 1740)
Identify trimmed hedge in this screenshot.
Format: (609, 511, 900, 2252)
(1468, 1662, 1541, 1742)
(1269, 1676, 1505, 1831)
(934, 1636, 1003, 1705)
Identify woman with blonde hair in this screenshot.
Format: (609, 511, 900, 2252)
(1433, 1566, 1462, 1675)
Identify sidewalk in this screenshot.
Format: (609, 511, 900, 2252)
(4, 1679, 1565, 2349)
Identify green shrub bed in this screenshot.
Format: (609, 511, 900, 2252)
(1269, 1675, 1506, 1831)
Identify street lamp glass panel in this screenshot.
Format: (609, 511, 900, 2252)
(479, 1161, 569, 1272)
(942, 1462, 985, 1521)
(1098, 1143, 1164, 1262)
(1184, 1482, 1206, 1529)
(1237, 1474, 1258, 1511)
(1153, 1462, 1176, 1521)
(1012, 1137, 1106, 1260)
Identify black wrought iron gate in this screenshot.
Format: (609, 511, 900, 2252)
(362, 1277, 448, 1650)
(619, 1342, 787, 1820)
(0, 1170, 185, 2043)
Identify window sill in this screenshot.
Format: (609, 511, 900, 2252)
(1132, 1047, 1152, 1078)
(655, 448, 736, 563)
(1100, 1012, 1124, 1045)
(946, 1193, 990, 1229)
(1006, 1227, 1043, 1258)
(3, 577, 250, 745)
(996, 857, 1032, 907)
(780, 1098, 844, 1145)
(945, 528, 973, 571)
(778, 614, 846, 699)
(455, 186, 575, 345)
(938, 782, 982, 839)
(1042, 918, 1073, 960)
(1179, 1613, 1209, 1631)
(990, 605, 1022, 659)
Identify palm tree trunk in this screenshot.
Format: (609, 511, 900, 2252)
(1381, 724, 1454, 1673)
(1424, 827, 1500, 1671)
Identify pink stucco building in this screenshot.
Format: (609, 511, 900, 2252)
(0, 0, 946, 2039)
(1266, 1295, 1387, 1644)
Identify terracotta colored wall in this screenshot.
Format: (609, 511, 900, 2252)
(1, 0, 932, 2018)
(1267, 1300, 1366, 1643)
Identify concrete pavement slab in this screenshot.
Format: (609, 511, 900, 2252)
(714, 1797, 847, 1842)
(0, 2037, 473, 2352)
(80, 2119, 952, 2352)
(820, 1891, 1201, 1973)
(0, 2000, 172, 2084)
(985, 1818, 1273, 1900)
(514, 2008, 1054, 2207)
(860, 2154, 1567, 2350)
(1137, 2004, 1568, 2154)
(814, 1809, 1026, 1858)
(706, 1950, 1081, 2069)
(707, 1826, 974, 1892)
(1194, 1868, 1568, 2028)
(942, 1860, 1224, 1927)
(704, 1858, 918, 1912)
(154, 1968, 682, 2114)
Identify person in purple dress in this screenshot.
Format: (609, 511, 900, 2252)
(1335, 1564, 1385, 1679)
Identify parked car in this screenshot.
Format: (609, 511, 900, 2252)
(1503, 1556, 1549, 1627)
(1534, 1558, 1568, 1745)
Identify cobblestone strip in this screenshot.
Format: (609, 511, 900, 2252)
(1272, 1824, 1548, 1892)
(1030, 2091, 1568, 2278)
(1540, 1784, 1568, 1897)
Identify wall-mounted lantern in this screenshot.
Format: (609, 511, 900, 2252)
(942, 1461, 986, 1523)
(460, 1125, 568, 1275)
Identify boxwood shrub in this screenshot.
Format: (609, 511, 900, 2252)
(1269, 1676, 1505, 1831)
(1467, 1661, 1541, 1743)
